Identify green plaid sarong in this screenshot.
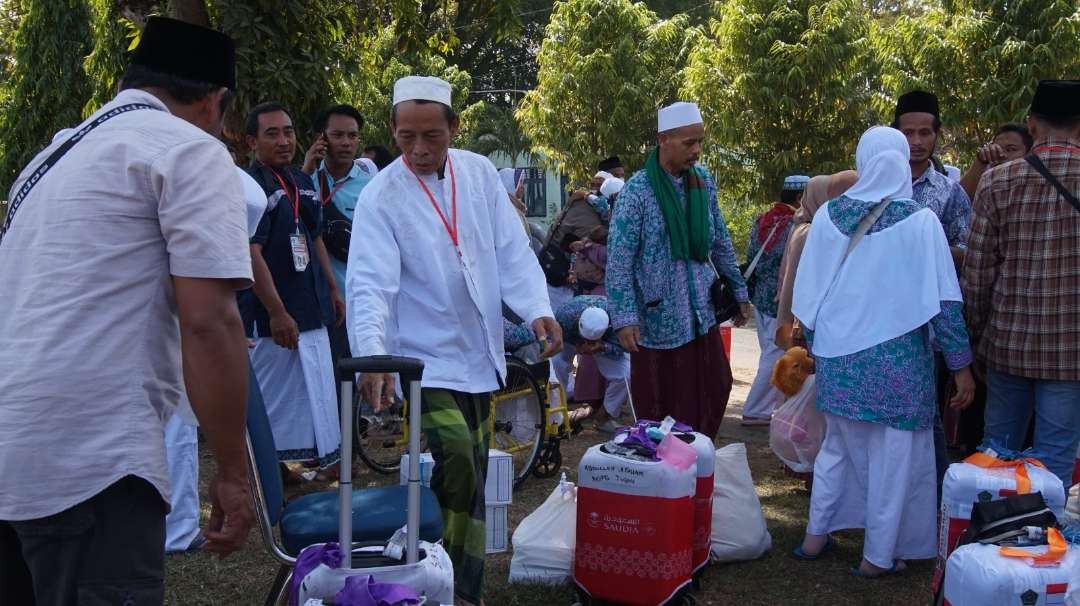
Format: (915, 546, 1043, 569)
(421, 388, 491, 603)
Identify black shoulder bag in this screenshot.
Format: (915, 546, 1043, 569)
(0, 103, 156, 246)
(1025, 153, 1080, 215)
(317, 170, 353, 263)
(537, 202, 574, 287)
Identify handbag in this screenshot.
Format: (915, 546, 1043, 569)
(538, 203, 575, 287)
(708, 220, 782, 323)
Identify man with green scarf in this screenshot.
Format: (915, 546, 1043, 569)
(605, 101, 750, 438)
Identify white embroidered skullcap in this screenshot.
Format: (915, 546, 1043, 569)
(578, 307, 610, 341)
(393, 75, 452, 108)
(658, 101, 703, 132)
(600, 177, 625, 197)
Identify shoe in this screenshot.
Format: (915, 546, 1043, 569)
(595, 419, 619, 434)
(850, 560, 907, 578)
(791, 536, 836, 561)
(741, 417, 771, 427)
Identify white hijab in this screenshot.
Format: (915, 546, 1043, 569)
(843, 126, 914, 203)
(791, 126, 961, 358)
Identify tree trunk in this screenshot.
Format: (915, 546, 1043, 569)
(170, 0, 210, 26)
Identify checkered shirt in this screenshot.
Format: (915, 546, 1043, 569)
(962, 137, 1080, 380)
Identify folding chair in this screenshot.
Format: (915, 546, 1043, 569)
(244, 366, 443, 605)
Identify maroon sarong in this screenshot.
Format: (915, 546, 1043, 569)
(630, 327, 733, 438)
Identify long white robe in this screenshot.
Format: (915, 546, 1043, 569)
(164, 413, 200, 552)
(250, 327, 341, 465)
(346, 149, 553, 393)
(808, 413, 937, 567)
(743, 309, 785, 420)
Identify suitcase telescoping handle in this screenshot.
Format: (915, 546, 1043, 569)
(337, 355, 425, 565)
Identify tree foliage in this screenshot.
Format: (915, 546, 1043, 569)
(518, 0, 700, 185)
(84, 0, 140, 116)
(873, 0, 1080, 162)
(0, 0, 92, 192)
(464, 102, 531, 163)
(685, 0, 877, 203)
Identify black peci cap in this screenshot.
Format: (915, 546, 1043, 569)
(1030, 80, 1080, 119)
(894, 90, 940, 123)
(131, 17, 236, 90)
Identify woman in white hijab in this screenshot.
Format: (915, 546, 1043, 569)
(790, 126, 975, 577)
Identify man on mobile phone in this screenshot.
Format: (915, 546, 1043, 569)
(301, 104, 378, 392)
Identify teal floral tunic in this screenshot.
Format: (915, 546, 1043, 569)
(745, 205, 795, 318)
(806, 196, 973, 431)
(606, 167, 748, 350)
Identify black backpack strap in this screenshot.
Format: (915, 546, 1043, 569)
(0, 103, 157, 245)
(1025, 154, 1080, 215)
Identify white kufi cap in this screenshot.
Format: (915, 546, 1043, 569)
(600, 177, 625, 197)
(658, 101, 703, 133)
(393, 75, 452, 108)
(593, 170, 614, 181)
(578, 307, 610, 341)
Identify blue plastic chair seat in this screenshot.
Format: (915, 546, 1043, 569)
(279, 484, 444, 555)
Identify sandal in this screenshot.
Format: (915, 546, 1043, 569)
(850, 560, 907, 578)
(791, 536, 836, 561)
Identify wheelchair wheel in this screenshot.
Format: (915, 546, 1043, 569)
(493, 356, 546, 490)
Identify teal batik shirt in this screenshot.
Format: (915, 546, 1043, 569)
(606, 166, 748, 350)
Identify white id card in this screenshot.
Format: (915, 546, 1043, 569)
(290, 232, 309, 272)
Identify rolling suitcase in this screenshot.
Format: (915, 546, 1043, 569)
(573, 442, 696, 605)
(936, 450, 1067, 594)
(294, 356, 455, 606)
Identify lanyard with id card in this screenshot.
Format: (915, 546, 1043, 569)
(272, 169, 309, 272)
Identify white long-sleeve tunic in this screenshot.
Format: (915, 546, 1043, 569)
(346, 149, 553, 393)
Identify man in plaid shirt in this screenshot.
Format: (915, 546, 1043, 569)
(962, 80, 1080, 487)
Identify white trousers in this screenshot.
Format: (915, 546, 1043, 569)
(743, 309, 785, 420)
(250, 327, 342, 465)
(551, 344, 630, 417)
(807, 413, 937, 568)
(164, 413, 200, 552)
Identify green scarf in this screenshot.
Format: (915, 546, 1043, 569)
(645, 147, 710, 261)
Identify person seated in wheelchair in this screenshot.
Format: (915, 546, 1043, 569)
(551, 295, 629, 434)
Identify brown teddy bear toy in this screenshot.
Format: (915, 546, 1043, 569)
(770, 347, 814, 398)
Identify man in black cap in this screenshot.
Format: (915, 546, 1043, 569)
(963, 80, 1080, 488)
(893, 90, 974, 496)
(599, 155, 625, 180)
(0, 17, 254, 604)
(893, 90, 973, 264)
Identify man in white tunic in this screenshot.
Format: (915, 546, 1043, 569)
(347, 76, 561, 606)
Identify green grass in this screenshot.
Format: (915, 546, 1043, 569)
(166, 370, 933, 605)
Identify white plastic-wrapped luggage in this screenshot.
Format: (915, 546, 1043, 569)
(768, 374, 824, 474)
(574, 443, 696, 606)
(295, 356, 454, 606)
(942, 536, 1078, 606)
(508, 476, 577, 585)
(710, 443, 772, 562)
(936, 452, 1067, 592)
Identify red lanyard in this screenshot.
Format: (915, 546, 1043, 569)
(405, 155, 458, 249)
(318, 169, 350, 207)
(1031, 144, 1080, 154)
(270, 169, 300, 230)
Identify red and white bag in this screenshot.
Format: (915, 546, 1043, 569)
(942, 529, 1077, 606)
(678, 432, 716, 574)
(574, 443, 695, 606)
(936, 451, 1067, 593)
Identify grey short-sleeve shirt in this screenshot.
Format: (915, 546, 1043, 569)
(0, 89, 252, 520)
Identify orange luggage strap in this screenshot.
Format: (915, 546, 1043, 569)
(964, 451, 1047, 495)
(999, 528, 1068, 566)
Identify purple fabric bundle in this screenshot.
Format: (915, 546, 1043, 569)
(289, 543, 421, 606)
(615, 418, 692, 457)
